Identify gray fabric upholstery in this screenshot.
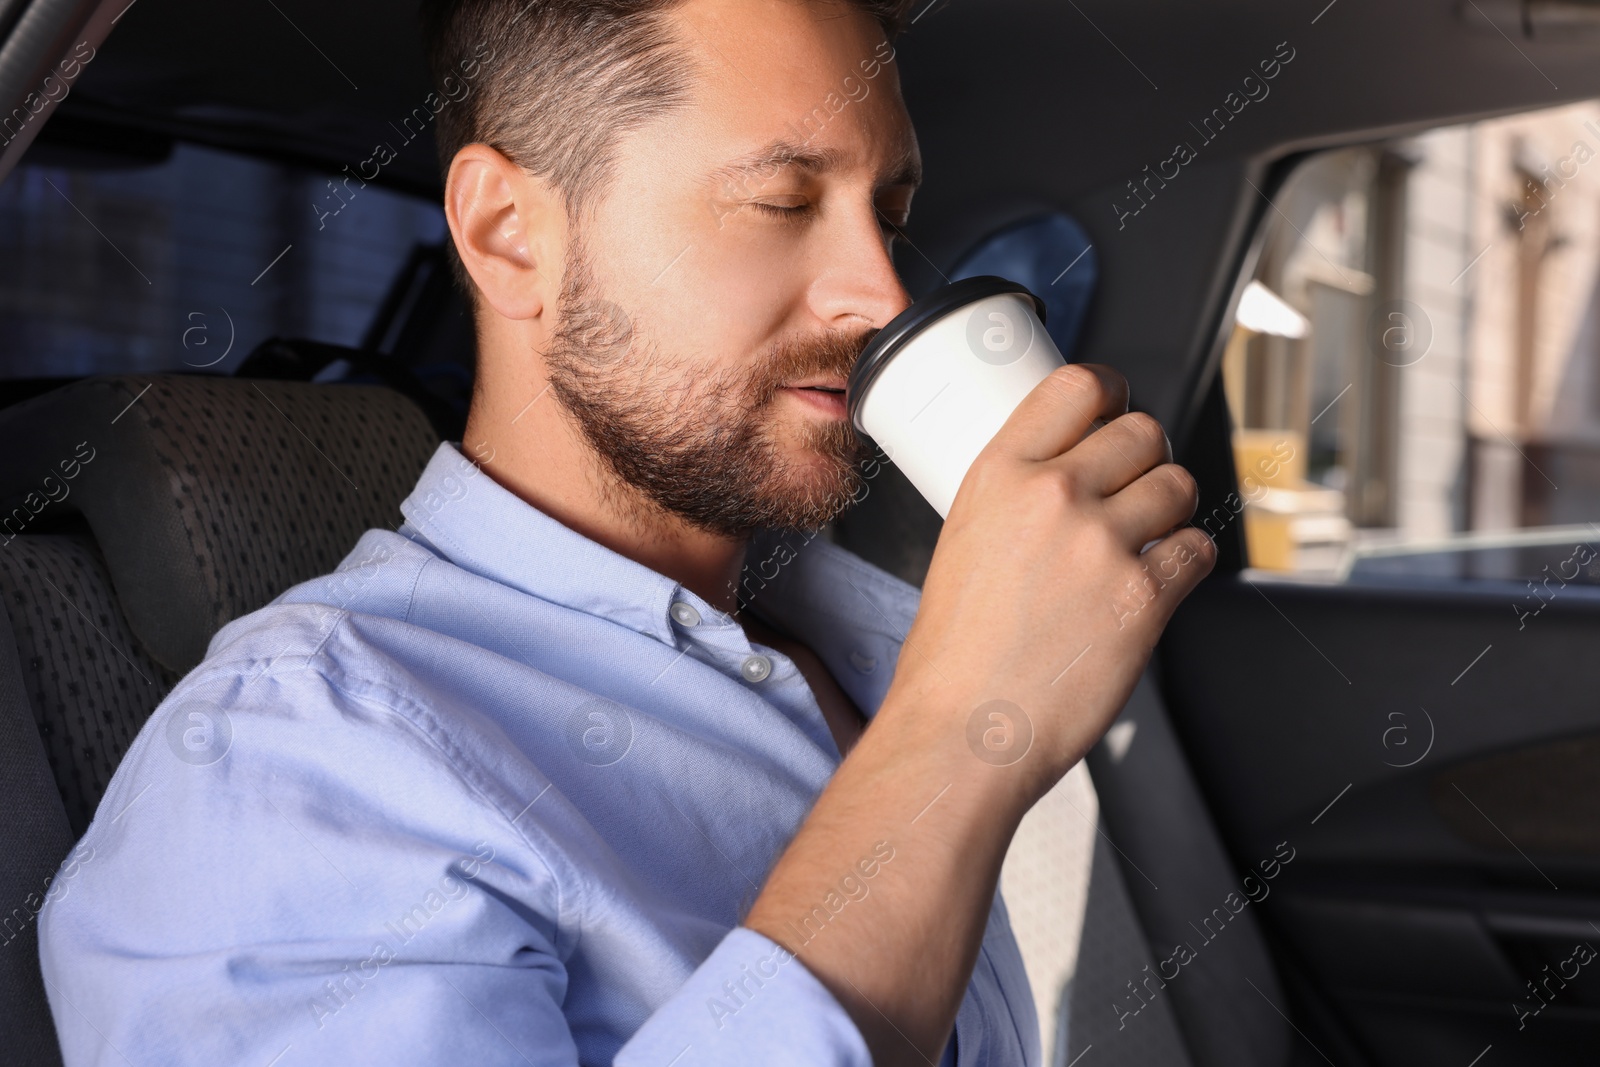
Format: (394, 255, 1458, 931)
(0, 585, 70, 1067)
(0, 534, 179, 836)
(1084, 670, 1292, 1067)
(0, 374, 439, 1067)
(1063, 827, 1194, 1066)
(0, 375, 440, 673)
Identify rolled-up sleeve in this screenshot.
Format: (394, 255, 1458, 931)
(617, 925, 871, 1067)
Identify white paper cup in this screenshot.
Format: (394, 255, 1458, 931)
(847, 276, 1062, 518)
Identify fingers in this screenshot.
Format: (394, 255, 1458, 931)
(1102, 463, 1198, 545)
(1063, 410, 1173, 497)
(1121, 527, 1217, 619)
(988, 363, 1129, 463)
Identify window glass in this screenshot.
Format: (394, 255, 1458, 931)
(1224, 99, 1600, 584)
(0, 141, 445, 379)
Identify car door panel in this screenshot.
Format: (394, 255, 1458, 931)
(1163, 571, 1600, 1065)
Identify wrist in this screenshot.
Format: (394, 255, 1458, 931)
(867, 681, 1049, 827)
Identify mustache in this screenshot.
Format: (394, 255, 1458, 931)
(747, 327, 874, 402)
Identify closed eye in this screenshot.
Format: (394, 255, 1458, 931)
(751, 201, 816, 222)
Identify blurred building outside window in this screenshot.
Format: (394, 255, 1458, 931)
(1226, 98, 1600, 583)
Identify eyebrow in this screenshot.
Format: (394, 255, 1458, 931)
(707, 137, 923, 195)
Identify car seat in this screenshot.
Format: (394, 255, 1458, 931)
(0, 368, 439, 1066)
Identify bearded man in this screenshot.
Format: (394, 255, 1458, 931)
(40, 1, 1211, 1064)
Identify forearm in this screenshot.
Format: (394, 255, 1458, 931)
(744, 687, 1036, 1066)
(744, 365, 1213, 1063)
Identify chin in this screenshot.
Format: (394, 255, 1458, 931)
(768, 455, 861, 520)
(746, 415, 865, 523)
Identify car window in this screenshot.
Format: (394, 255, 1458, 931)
(1223, 97, 1600, 585)
(0, 139, 445, 381)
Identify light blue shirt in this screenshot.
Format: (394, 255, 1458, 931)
(40, 442, 1039, 1067)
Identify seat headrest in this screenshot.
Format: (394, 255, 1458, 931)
(0, 375, 440, 672)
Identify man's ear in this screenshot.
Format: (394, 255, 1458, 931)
(444, 143, 563, 321)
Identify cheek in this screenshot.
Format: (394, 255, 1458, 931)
(627, 278, 792, 400)
(678, 213, 816, 327)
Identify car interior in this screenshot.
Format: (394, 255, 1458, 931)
(3, 1, 1600, 1065)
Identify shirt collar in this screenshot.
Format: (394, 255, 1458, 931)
(397, 443, 923, 711)
(399, 443, 684, 644)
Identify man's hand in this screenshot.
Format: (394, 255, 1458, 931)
(896, 361, 1213, 804)
(745, 364, 1212, 1066)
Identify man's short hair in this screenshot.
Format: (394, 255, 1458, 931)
(418, 0, 913, 301)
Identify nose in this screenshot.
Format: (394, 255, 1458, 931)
(808, 208, 914, 333)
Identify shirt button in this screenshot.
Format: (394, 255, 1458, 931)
(670, 601, 702, 628)
(849, 651, 877, 674)
(740, 654, 773, 683)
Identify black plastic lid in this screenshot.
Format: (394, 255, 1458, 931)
(846, 275, 1048, 433)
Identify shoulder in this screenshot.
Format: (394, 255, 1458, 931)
(68, 581, 584, 931)
(204, 528, 437, 660)
(38, 622, 580, 1062)
(43, 632, 582, 978)
(154, 603, 571, 868)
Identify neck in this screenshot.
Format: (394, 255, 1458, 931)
(461, 367, 749, 616)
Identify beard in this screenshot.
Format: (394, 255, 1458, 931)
(543, 235, 872, 539)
